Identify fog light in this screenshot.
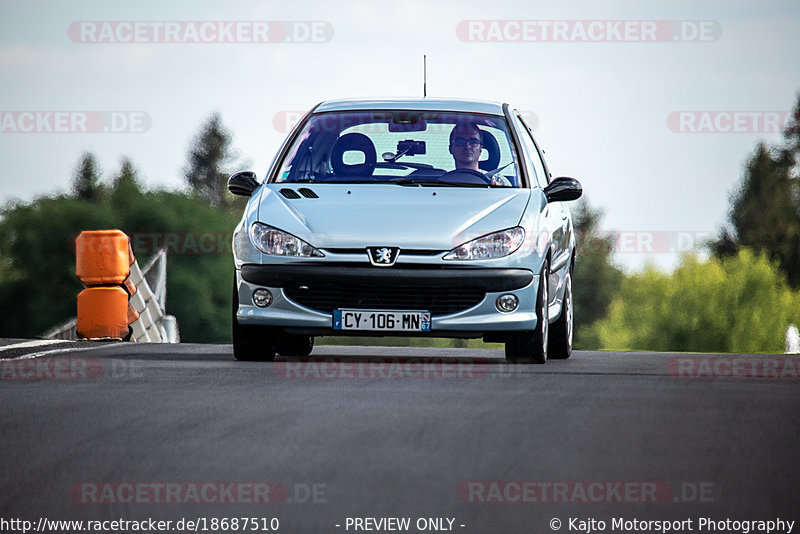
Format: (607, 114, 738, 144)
(496, 294, 519, 313)
(253, 288, 273, 308)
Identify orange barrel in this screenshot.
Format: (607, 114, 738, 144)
(75, 230, 131, 286)
(76, 287, 130, 339)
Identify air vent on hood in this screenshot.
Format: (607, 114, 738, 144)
(298, 188, 319, 198)
(279, 188, 301, 199)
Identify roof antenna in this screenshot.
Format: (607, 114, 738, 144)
(423, 54, 427, 98)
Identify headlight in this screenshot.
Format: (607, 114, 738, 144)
(443, 227, 525, 260)
(249, 223, 324, 258)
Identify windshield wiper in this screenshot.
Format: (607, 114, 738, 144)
(316, 180, 384, 184)
(394, 179, 489, 188)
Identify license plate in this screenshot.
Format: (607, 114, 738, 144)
(333, 310, 431, 332)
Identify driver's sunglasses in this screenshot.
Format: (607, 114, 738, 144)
(451, 137, 481, 147)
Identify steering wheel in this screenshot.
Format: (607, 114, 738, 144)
(439, 168, 493, 185)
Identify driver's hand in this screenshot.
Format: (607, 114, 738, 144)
(490, 175, 511, 187)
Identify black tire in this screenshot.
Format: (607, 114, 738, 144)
(548, 269, 573, 360)
(232, 276, 276, 362)
(505, 260, 549, 364)
(274, 334, 314, 357)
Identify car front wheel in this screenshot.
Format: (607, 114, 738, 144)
(232, 277, 276, 362)
(548, 269, 573, 359)
(505, 261, 549, 364)
(274, 334, 314, 357)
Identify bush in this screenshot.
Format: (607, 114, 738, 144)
(584, 250, 800, 353)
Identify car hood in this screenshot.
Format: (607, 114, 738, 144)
(256, 184, 531, 250)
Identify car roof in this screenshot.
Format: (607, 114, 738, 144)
(314, 98, 507, 115)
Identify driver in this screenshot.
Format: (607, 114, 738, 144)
(448, 121, 511, 186)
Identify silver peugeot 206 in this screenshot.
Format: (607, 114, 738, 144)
(229, 98, 582, 364)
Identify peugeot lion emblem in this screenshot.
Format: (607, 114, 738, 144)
(367, 247, 400, 267)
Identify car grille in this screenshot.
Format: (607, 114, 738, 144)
(283, 284, 485, 315)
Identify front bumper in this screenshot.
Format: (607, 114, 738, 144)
(236, 264, 539, 335)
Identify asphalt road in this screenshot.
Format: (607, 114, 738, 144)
(1, 340, 799, 533)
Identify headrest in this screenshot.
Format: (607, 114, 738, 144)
(331, 133, 376, 178)
(478, 130, 501, 171)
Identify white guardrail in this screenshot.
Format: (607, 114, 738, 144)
(43, 248, 179, 343)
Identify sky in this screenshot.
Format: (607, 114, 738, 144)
(1, 0, 798, 271)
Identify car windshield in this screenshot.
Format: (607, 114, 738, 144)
(273, 111, 521, 187)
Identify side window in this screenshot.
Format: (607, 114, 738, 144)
(529, 133, 550, 186)
(515, 116, 549, 187)
(515, 116, 541, 188)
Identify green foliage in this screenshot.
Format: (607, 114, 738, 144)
(0, 157, 240, 342)
(71, 152, 102, 201)
(0, 196, 115, 336)
(711, 93, 800, 287)
(571, 198, 623, 349)
(121, 190, 240, 343)
(784, 92, 800, 154)
(585, 250, 800, 353)
(183, 112, 244, 211)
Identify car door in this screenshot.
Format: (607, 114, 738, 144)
(531, 132, 571, 275)
(512, 112, 571, 304)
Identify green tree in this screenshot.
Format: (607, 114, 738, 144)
(120, 190, 240, 343)
(783, 92, 800, 154)
(113, 157, 141, 191)
(183, 113, 240, 209)
(109, 157, 144, 212)
(71, 152, 101, 201)
(572, 198, 624, 348)
(711, 93, 800, 287)
(586, 250, 800, 353)
(0, 194, 115, 336)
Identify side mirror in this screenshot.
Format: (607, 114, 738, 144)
(227, 171, 259, 197)
(544, 176, 582, 202)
